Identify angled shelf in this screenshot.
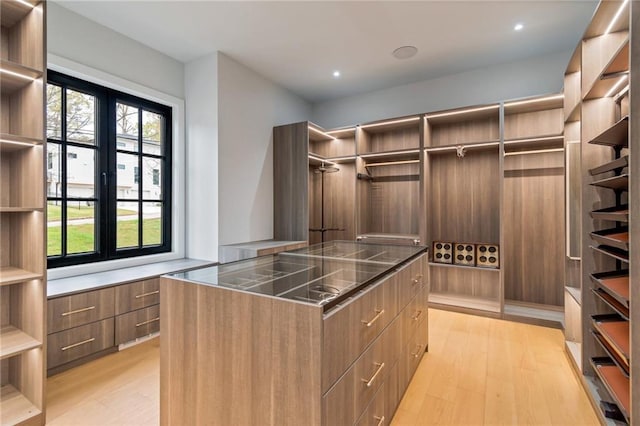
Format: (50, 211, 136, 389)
(591, 330, 629, 377)
(588, 116, 628, 148)
(590, 357, 630, 423)
(590, 227, 628, 251)
(592, 288, 629, 320)
(590, 245, 629, 264)
(0, 326, 41, 359)
(589, 155, 628, 176)
(590, 271, 629, 310)
(590, 205, 628, 222)
(591, 314, 629, 370)
(590, 174, 628, 191)
(0, 384, 42, 426)
(0, 266, 42, 286)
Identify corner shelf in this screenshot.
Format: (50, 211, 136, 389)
(0, 326, 41, 359)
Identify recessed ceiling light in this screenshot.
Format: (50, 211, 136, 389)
(333, 70, 340, 78)
(392, 46, 418, 60)
(514, 23, 524, 31)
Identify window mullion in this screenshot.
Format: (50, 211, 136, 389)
(138, 108, 143, 248)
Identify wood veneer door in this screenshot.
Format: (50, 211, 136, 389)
(48, 288, 115, 333)
(115, 278, 160, 314)
(47, 318, 115, 368)
(115, 304, 160, 345)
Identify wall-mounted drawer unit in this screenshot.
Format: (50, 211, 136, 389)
(115, 304, 160, 345)
(48, 287, 115, 333)
(322, 273, 398, 391)
(47, 318, 115, 368)
(115, 278, 160, 314)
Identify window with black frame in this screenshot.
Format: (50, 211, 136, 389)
(46, 71, 172, 268)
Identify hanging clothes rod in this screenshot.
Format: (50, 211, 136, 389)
(426, 141, 500, 153)
(365, 159, 420, 167)
(504, 147, 564, 157)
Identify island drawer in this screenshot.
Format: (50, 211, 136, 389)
(397, 254, 427, 311)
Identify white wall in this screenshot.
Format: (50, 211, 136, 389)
(47, 2, 184, 99)
(217, 53, 312, 246)
(312, 50, 570, 129)
(184, 53, 219, 261)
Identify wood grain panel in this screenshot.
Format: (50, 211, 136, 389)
(428, 149, 500, 243)
(322, 274, 397, 392)
(1, 212, 44, 272)
(581, 31, 628, 98)
(308, 162, 356, 244)
(364, 163, 420, 236)
(429, 265, 500, 299)
(48, 287, 115, 334)
(504, 108, 563, 140)
(361, 127, 420, 153)
(355, 384, 386, 426)
(115, 278, 159, 315)
(160, 277, 323, 426)
(0, 146, 43, 208)
(429, 115, 499, 147)
(310, 135, 355, 158)
(4, 78, 44, 139)
(47, 318, 114, 369)
(5, 3, 44, 70)
(115, 304, 160, 345)
(503, 152, 565, 306)
(273, 122, 309, 241)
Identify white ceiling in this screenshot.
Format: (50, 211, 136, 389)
(54, 1, 598, 103)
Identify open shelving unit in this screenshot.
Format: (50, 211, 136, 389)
(0, 1, 47, 424)
(562, 1, 637, 423)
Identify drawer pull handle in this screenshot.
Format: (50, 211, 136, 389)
(362, 309, 384, 327)
(136, 317, 160, 327)
(411, 344, 423, 358)
(361, 362, 385, 387)
(135, 290, 160, 299)
(412, 310, 423, 321)
(61, 306, 95, 316)
(374, 415, 385, 426)
(61, 337, 95, 351)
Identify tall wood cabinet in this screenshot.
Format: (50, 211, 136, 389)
(0, 0, 47, 425)
(563, 0, 638, 423)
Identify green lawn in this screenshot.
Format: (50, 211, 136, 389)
(48, 218, 161, 256)
(47, 203, 137, 221)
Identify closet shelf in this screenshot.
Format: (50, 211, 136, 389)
(503, 135, 564, 153)
(590, 271, 630, 309)
(0, 385, 42, 426)
(565, 103, 581, 123)
(590, 174, 628, 191)
(565, 286, 582, 305)
(590, 205, 629, 222)
(589, 155, 628, 176)
(590, 245, 629, 263)
(428, 292, 501, 313)
(584, 41, 630, 100)
(590, 358, 630, 423)
(588, 116, 628, 148)
(428, 262, 500, 272)
(425, 140, 499, 154)
(0, 326, 41, 360)
(0, 133, 43, 152)
(591, 314, 629, 368)
(0, 266, 43, 286)
(590, 227, 628, 251)
(0, 59, 43, 95)
(592, 331, 629, 377)
(359, 148, 420, 163)
(592, 288, 630, 320)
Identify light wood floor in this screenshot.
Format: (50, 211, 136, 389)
(46, 309, 599, 425)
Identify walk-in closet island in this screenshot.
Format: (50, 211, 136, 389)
(160, 241, 428, 426)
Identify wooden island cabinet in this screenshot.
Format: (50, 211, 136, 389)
(161, 242, 428, 425)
